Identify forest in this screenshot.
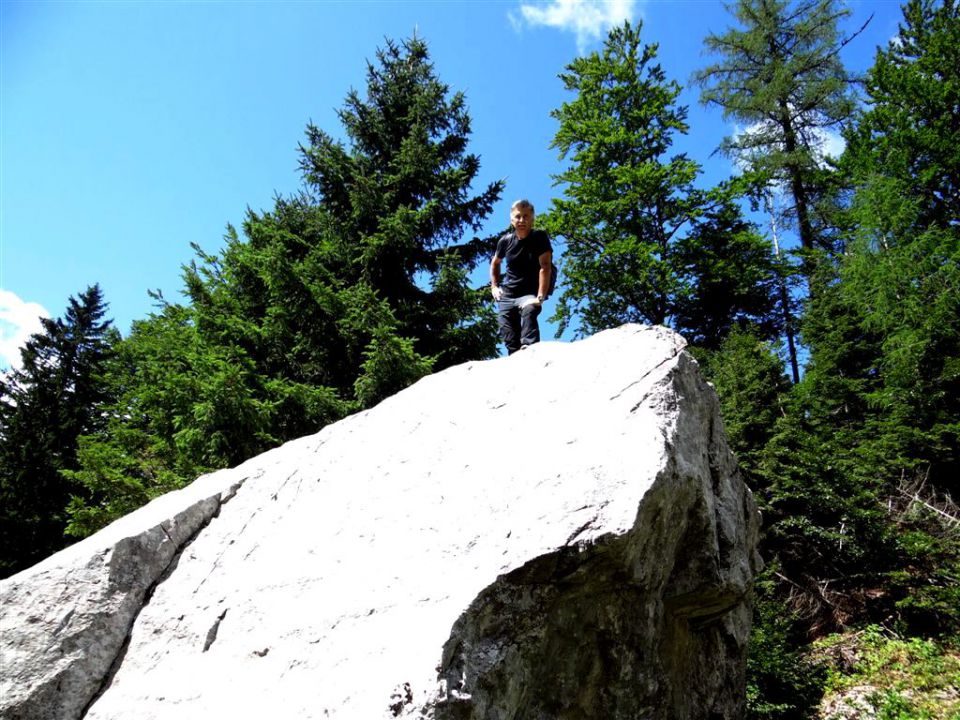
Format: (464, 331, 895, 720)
(2, 0, 957, 716)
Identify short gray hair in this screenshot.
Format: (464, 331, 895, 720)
(510, 199, 535, 214)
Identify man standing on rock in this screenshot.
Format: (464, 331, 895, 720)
(490, 199, 554, 354)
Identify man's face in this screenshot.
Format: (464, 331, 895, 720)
(511, 206, 534, 239)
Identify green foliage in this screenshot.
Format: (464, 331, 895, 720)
(545, 21, 698, 334)
(754, 398, 914, 632)
(187, 35, 501, 396)
(62, 304, 268, 535)
(674, 203, 783, 350)
(746, 567, 828, 719)
(886, 495, 960, 635)
(697, 328, 791, 483)
(843, 0, 959, 236)
(709, 7, 960, 695)
(62, 35, 501, 541)
(816, 626, 960, 719)
(696, 0, 861, 259)
(0, 285, 116, 576)
(64, 433, 185, 538)
(835, 0, 960, 501)
(297, 36, 502, 368)
(733, 0, 960, 645)
(545, 21, 780, 345)
(354, 327, 435, 409)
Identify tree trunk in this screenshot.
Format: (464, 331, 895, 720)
(766, 193, 800, 383)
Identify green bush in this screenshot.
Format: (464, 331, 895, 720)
(747, 569, 828, 719)
(816, 626, 960, 720)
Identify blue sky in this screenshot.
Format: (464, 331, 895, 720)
(1, 0, 904, 368)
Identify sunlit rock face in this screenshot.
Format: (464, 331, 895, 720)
(1, 324, 760, 720)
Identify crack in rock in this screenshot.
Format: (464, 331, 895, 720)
(609, 351, 681, 402)
(202, 608, 229, 653)
(0, 477, 246, 720)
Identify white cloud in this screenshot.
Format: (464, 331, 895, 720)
(817, 126, 845, 161)
(0, 290, 50, 371)
(511, 0, 638, 53)
(729, 119, 847, 179)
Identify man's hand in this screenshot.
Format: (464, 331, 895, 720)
(491, 285, 504, 301)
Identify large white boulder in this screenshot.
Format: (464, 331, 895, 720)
(1, 324, 760, 720)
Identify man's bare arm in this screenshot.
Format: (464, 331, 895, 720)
(537, 251, 553, 301)
(490, 255, 504, 300)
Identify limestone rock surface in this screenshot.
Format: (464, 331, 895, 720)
(1, 324, 760, 720)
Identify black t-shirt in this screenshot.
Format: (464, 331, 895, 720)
(495, 230, 552, 298)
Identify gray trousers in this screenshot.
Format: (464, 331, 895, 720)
(497, 296, 541, 354)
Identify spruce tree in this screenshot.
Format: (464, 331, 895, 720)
(64, 300, 343, 537)
(298, 35, 503, 369)
(66, 35, 503, 538)
(698, 328, 792, 483)
(844, 0, 959, 233)
(186, 35, 503, 399)
(809, 0, 959, 513)
(0, 285, 116, 576)
(673, 200, 782, 350)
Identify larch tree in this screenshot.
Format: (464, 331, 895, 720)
(695, 0, 865, 262)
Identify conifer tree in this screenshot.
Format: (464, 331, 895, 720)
(695, 0, 863, 254)
(186, 35, 502, 400)
(844, 0, 959, 233)
(66, 35, 502, 538)
(298, 35, 503, 369)
(0, 285, 116, 576)
(673, 200, 782, 350)
(545, 21, 780, 344)
(752, 0, 960, 634)
(813, 0, 959, 504)
(698, 328, 792, 482)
